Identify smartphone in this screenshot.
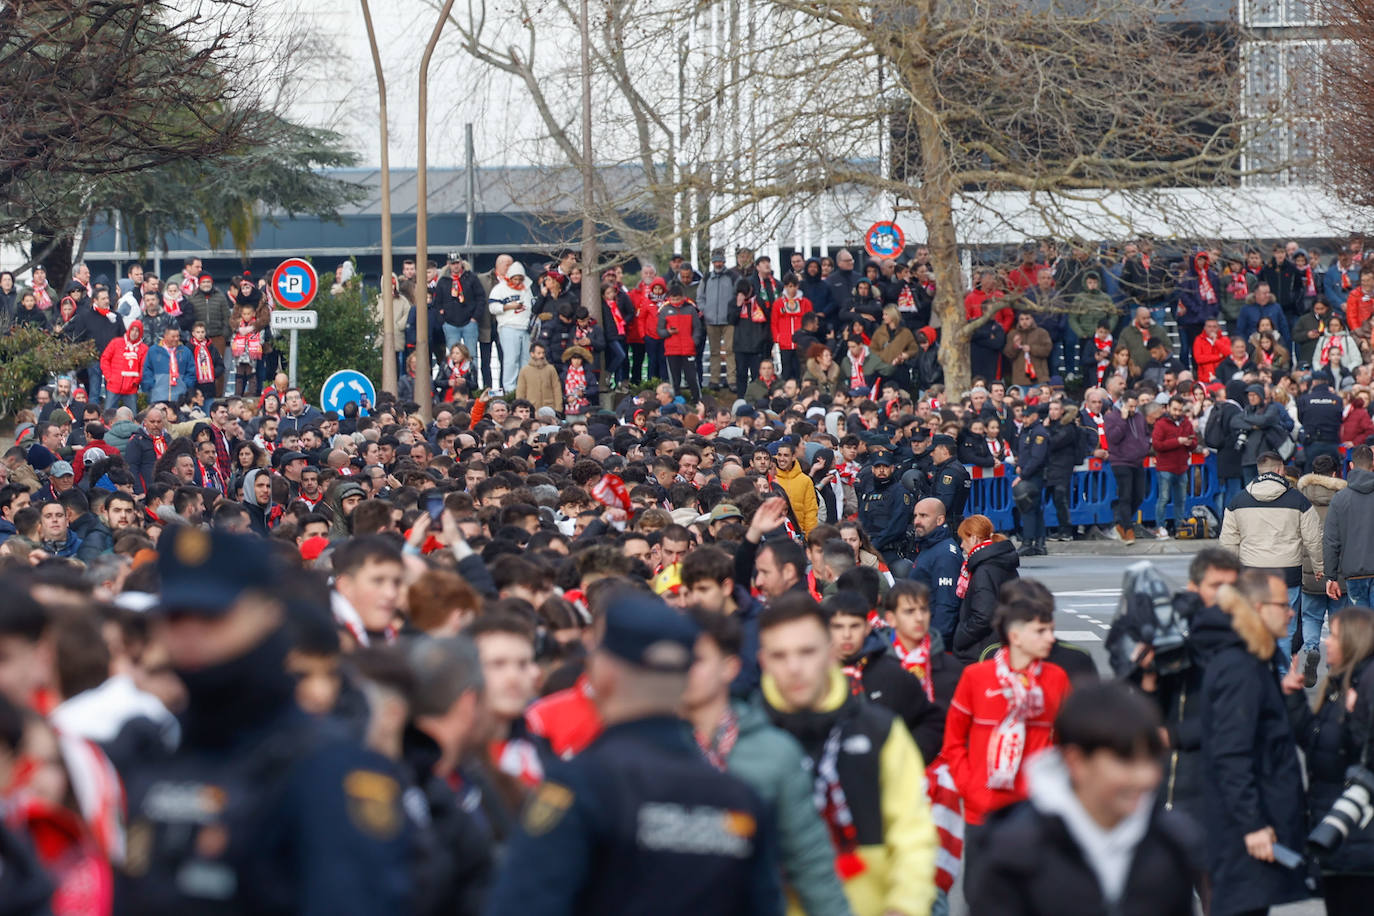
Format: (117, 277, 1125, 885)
(424, 492, 445, 522)
(1271, 843, 1304, 870)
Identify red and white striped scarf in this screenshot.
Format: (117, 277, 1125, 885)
(956, 540, 993, 598)
(849, 348, 868, 390)
(891, 633, 936, 702)
(1322, 334, 1345, 367)
(193, 340, 216, 384)
(493, 736, 544, 788)
(988, 648, 1045, 790)
(696, 708, 740, 771)
(564, 362, 589, 413)
(163, 346, 180, 389)
(1304, 266, 1317, 296)
(1085, 409, 1108, 451)
(927, 761, 964, 892)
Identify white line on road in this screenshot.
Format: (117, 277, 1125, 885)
(1056, 630, 1102, 642)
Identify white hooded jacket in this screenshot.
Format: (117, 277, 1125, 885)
(489, 261, 535, 330)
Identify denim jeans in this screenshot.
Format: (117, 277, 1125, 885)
(1348, 577, 1374, 609)
(1155, 470, 1186, 527)
(444, 321, 479, 357)
(1279, 585, 1302, 673)
(497, 326, 529, 391)
(1297, 590, 1340, 654)
(84, 361, 103, 401)
(104, 392, 137, 411)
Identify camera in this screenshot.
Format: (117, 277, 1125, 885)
(1309, 765, 1374, 854)
(1235, 431, 1249, 451)
(1106, 561, 1194, 678)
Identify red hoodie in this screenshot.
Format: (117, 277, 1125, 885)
(100, 321, 147, 395)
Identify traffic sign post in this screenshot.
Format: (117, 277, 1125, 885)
(270, 258, 320, 387)
(864, 221, 906, 260)
(321, 370, 377, 417)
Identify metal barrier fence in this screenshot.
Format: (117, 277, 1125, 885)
(965, 453, 1223, 533)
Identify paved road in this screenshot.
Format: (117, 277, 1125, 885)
(943, 554, 1325, 915)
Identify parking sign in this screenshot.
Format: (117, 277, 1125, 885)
(272, 258, 318, 310)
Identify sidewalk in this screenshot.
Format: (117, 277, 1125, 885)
(1046, 537, 1214, 557)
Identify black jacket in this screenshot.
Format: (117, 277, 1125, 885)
(434, 271, 488, 328)
(952, 539, 1020, 663)
(972, 788, 1201, 916)
(0, 820, 52, 916)
(970, 321, 1007, 382)
(1193, 602, 1308, 915)
(843, 632, 944, 762)
(1287, 657, 1374, 876)
(1046, 415, 1092, 485)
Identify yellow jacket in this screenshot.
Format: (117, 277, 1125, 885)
(764, 668, 938, 916)
(773, 461, 820, 535)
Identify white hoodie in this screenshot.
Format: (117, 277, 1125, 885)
(1025, 749, 1155, 906)
(489, 261, 535, 330)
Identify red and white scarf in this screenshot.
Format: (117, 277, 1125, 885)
(849, 347, 869, 390)
(1322, 334, 1345, 367)
(1228, 272, 1249, 299)
(956, 539, 993, 598)
(32, 277, 51, 310)
(150, 433, 167, 458)
(892, 634, 936, 702)
(987, 437, 1008, 461)
(814, 722, 866, 879)
(564, 362, 589, 413)
(192, 340, 216, 384)
(180, 276, 198, 297)
(1092, 333, 1113, 384)
(1022, 348, 1037, 381)
(493, 737, 544, 788)
(988, 648, 1045, 790)
(696, 708, 740, 771)
(1342, 268, 1353, 291)
(1197, 265, 1217, 304)
(163, 295, 183, 317)
(231, 322, 263, 360)
(162, 347, 180, 389)
(1303, 266, 1317, 296)
(898, 284, 917, 313)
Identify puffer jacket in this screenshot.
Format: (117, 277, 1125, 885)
(698, 267, 738, 325)
(1324, 467, 1374, 580)
(763, 668, 937, 916)
(952, 539, 1020, 663)
(187, 284, 232, 339)
(772, 462, 819, 535)
(971, 750, 1202, 916)
(1298, 473, 1345, 594)
(1220, 472, 1323, 587)
(1193, 596, 1307, 915)
(1286, 658, 1374, 877)
(724, 699, 854, 916)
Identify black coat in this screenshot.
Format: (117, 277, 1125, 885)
(1287, 657, 1374, 876)
(1046, 417, 1092, 485)
(972, 799, 1202, 916)
(970, 321, 1007, 382)
(843, 633, 944, 762)
(1193, 603, 1308, 915)
(952, 539, 1020, 663)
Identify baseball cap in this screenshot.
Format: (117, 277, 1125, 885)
(708, 503, 743, 523)
(155, 528, 280, 616)
(599, 592, 698, 672)
(49, 461, 75, 478)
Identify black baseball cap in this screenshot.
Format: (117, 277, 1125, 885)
(599, 593, 699, 673)
(155, 528, 280, 616)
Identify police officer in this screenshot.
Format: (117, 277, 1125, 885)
(927, 434, 971, 529)
(857, 447, 917, 566)
(1298, 368, 1343, 472)
(1014, 404, 1051, 557)
(116, 528, 412, 916)
(486, 592, 782, 916)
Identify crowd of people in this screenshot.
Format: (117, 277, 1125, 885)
(1, 239, 1374, 915)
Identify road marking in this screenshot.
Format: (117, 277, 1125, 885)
(1056, 630, 1102, 642)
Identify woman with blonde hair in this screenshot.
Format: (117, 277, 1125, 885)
(1282, 606, 1374, 913)
(951, 514, 1020, 663)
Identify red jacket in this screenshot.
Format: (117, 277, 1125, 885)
(633, 285, 664, 341)
(770, 295, 812, 350)
(1348, 288, 1374, 333)
(1342, 399, 1374, 446)
(100, 324, 147, 395)
(524, 675, 603, 758)
(1192, 332, 1230, 383)
(939, 657, 1071, 824)
(1151, 414, 1196, 475)
(964, 289, 1014, 332)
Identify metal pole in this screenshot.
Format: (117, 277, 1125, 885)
(360, 0, 397, 395)
(579, 0, 600, 325)
(465, 122, 476, 252)
(415, 0, 459, 422)
(289, 329, 299, 388)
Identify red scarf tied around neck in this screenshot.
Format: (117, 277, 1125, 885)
(956, 539, 994, 597)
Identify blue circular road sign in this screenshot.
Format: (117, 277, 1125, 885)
(321, 370, 376, 416)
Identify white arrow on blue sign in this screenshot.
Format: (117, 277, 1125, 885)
(320, 369, 376, 415)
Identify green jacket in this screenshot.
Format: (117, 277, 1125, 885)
(726, 699, 854, 916)
(1066, 289, 1117, 340)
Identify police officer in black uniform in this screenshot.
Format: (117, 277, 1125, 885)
(927, 434, 971, 529)
(1298, 368, 1343, 472)
(857, 447, 918, 566)
(486, 592, 782, 916)
(1014, 404, 1051, 557)
(116, 528, 412, 916)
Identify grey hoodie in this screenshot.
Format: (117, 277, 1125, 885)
(1324, 467, 1374, 580)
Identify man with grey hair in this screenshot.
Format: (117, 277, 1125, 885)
(406, 635, 486, 778)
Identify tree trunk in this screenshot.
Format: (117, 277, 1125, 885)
(904, 34, 971, 396)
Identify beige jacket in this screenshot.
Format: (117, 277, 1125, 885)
(516, 359, 563, 413)
(1220, 473, 1324, 580)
